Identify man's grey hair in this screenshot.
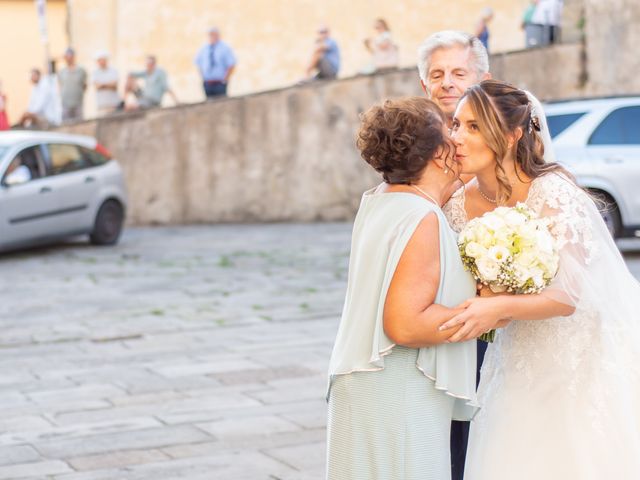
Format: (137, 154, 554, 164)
(417, 30, 490, 84)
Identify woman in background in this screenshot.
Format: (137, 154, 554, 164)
(364, 18, 399, 71)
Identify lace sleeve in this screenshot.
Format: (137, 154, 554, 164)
(526, 173, 611, 308)
(442, 187, 467, 234)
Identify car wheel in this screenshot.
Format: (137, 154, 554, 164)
(90, 200, 124, 245)
(592, 191, 622, 238)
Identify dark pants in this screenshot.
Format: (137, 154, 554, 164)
(203, 82, 227, 98)
(315, 57, 337, 80)
(450, 339, 488, 480)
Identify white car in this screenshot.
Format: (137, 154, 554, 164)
(544, 96, 640, 238)
(0, 131, 127, 252)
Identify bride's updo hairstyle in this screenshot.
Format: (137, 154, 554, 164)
(462, 79, 569, 204)
(357, 97, 455, 184)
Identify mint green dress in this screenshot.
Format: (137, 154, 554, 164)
(326, 187, 478, 480)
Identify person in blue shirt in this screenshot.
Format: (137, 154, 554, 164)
(304, 26, 340, 80)
(194, 27, 237, 98)
(474, 7, 493, 53)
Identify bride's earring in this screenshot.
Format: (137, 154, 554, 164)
(444, 167, 449, 174)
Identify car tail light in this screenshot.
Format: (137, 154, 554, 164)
(95, 143, 113, 160)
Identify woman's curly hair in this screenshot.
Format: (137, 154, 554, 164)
(357, 97, 454, 184)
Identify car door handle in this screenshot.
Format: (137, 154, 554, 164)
(40, 186, 52, 194)
(84, 176, 96, 183)
(604, 157, 624, 164)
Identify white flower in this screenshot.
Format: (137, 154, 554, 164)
(504, 209, 527, 226)
(459, 203, 558, 294)
(481, 213, 506, 232)
(515, 251, 537, 268)
(488, 245, 511, 263)
(465, 242, 486, 259)
(459, 229, 475, 244)
(476, 256, 500, 282)
(530, 267, 545, 288)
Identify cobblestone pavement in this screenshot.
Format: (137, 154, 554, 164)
(2, 225, 640, 480)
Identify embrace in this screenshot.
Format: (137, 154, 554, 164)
(326, 31, 640, 480)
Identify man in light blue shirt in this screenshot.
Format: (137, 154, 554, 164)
(194, 27, 237, 98)
(127, 55, 178, 109)
(305, 26, 340, 80)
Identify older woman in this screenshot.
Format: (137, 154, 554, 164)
(326, 97, 490, 480)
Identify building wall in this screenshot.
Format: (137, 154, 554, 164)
(0, 0, 67, 123)
(58, 44, 584, 225)
(67, 0, 533, 118)
(584, 0, 640, 96)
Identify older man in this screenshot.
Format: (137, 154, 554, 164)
(194, 27, 236, 98)
(416, 30, 490, 480)
(418, 30, 490, 128)
(93, 51, 120, 116)
(125, 55, 178, 110)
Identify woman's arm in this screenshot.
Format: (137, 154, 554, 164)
(383, 212, 465, 348)
(439, 293, 575, 343)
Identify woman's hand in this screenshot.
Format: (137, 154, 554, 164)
(440, 296, 508, 343)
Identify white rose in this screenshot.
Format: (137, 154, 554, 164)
(474, 225, 494, 248)
(504, 210, 527, 226)
(465, 242, 486, 259)
(488, 245, 511, 263)
(482, 213, 506, 232)
(515, 251, 537, 268)
(477, 256, 500, 282)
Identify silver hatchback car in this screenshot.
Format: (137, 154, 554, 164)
(0, 131, 127, 252)
(544, 96, 640, 238)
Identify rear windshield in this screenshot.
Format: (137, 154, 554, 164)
(546, 112, 587, 138)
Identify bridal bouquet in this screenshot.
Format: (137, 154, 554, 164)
(458, 203, 560, 342)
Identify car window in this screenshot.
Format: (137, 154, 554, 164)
(2, 145, 46, 184)
(589, 106, 640, 145)
(47, 143, 90, 175)
(546, 112, 586, 139)
(79, 146, 109, 166)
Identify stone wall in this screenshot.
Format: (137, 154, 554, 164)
(67, 0, 534, 118)
(584, 0, 640, 96)
(60, 42, 591, 225)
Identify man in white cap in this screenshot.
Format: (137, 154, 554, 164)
(92, 50, 120, 116)
(194, 27, 237, 98)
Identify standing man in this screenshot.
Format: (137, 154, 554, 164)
(416, 30, 490, 480)
(304, 25, 340, 80)
(58, 47, 87, 123)
(125, 55, 178, 110)
(92, 50, 120, 116)
(194, 27, 236, 98)
(531, 0, 564, 45)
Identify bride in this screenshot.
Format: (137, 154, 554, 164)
(440, 79, 640, 479)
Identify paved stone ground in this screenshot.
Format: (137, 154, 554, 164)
(2, 224, 640, 480)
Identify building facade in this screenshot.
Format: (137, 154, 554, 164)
(3, 0, 538, 120)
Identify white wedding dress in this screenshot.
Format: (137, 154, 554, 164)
(444, 172, 640, 479)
